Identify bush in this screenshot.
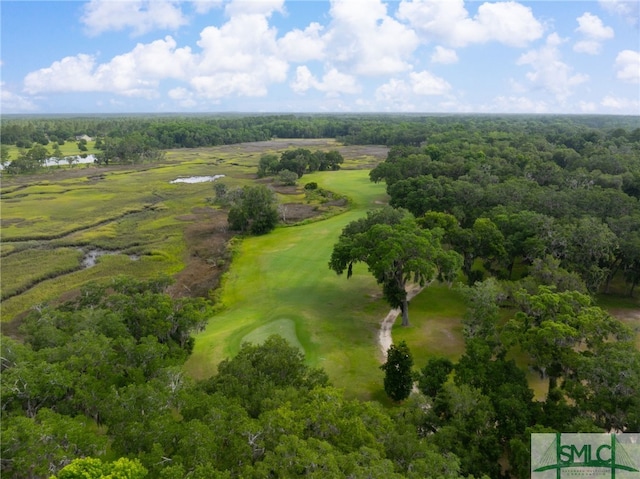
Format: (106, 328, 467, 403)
(278, 169, 298, 186)
(228, 185, 279, 235)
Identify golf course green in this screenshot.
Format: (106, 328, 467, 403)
(185, 169, 400, 399)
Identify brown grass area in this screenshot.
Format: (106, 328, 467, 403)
(167, 207, 234, 300)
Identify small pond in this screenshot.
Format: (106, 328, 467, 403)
(81, 248, 140, 268)
(170, 175, 225, 184)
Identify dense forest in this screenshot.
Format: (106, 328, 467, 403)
(2, 113, 639, 149)
(1, 114, 639, 478)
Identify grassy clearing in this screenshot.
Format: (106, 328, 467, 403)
(4, 141, 99, 160)
(241, 319, 303, 351)
(392, 285, 467, 363)
(185, 169, 391, 400)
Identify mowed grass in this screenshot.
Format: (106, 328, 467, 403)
(392, 284, 467, 363)
(186, 169, 393, 400)
(4, 141, 99, 159)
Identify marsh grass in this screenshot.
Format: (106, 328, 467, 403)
(0, 151, 242, 320)
(0, 247, 84, 300)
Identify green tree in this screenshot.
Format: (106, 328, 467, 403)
(208, 335, 329, 417)
(565, 216, 617, 292)
(52, 457, 148, 479)
(256, 153, 279, 178)
(519, 255, 587, 294)
(459, 278, 504, 348)
(490, 209, 549, 278)
(451, 218, 507, 285)
(278, 168, 298, 186)
(329, 207, 460, 326)
(417, 357, 453, 398)
(502, 286, 632, 391)
(227, 185, 279, 235)
(279, 148, 312, 177)
(318, 150, 344, 171)
(1, 409, 109, 478)
(564, 341, 640, 431)
(430, 383, 501, 478)
(0, 144, 10, 169)
(380, 341, 414, 402)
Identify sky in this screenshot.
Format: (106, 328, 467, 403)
(1, 0, 639, 115)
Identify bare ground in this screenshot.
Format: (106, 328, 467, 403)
(378, 284, 426, 361)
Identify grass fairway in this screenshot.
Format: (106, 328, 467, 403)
(186, 169, 393, 400)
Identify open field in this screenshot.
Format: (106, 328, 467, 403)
(4, 140, 100, 160)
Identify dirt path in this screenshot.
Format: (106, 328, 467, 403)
(378, 284, 425, 361)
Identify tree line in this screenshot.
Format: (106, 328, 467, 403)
(3, 114, 639, 178)
(3, 113, 639, 150)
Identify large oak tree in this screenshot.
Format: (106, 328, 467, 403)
(329, 206, 461, 326)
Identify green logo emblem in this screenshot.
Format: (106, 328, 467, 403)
(532, 433, 640, 478)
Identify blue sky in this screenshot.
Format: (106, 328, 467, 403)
(1, 0, 639, 114)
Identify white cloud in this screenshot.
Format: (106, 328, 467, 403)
(24, 54, 102, 94)
(168, 87, 197, 107)
(1, 82, 38, 111)
(576, 12, 614, 39)
(574, 40, 604, 55)
(23, 37, 194, 97)
(324, 0, 419, 75)
(485, 95, 549, 113)
(601, 94, 640, 113)
(278, 23, 326, 62)
(431, 46, 458, 64)
(81, 0, 187, 36)
(578, 101, 598, 112)
(291, 66, 360, 96)
(599, 0, 640, 26)
(374, 70, 452, 110)
(24, 4, 292, 103)
(614, 50, 640, 83)
(573, 12, 613, 55)
(397, 0, 543, 48)
(194, 13, 288, 98)
(410, 71, 452, 95)
(191, 73, 271, 99)
(224, 0, 284, 17)
(190, 0, 223, 14)
(517, 33, 589, 102)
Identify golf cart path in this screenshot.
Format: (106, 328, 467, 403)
(378, 284, 425, 360)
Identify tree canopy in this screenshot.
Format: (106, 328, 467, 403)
(329, 206, 462, 326)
